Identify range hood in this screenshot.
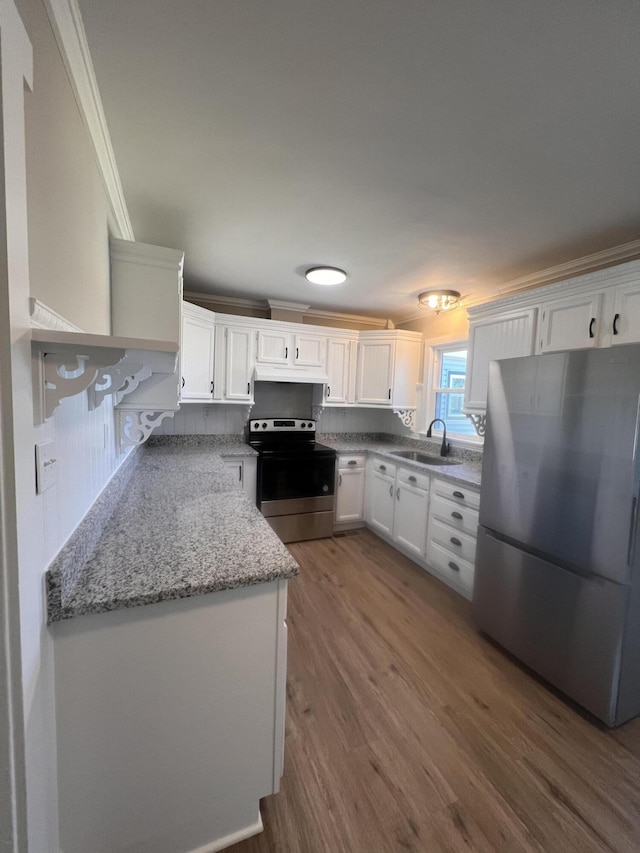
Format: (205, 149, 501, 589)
(253, 363, 329, 384)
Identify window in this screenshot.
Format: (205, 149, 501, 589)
(427, 343, 477, 438)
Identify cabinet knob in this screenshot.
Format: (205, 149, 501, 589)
(379, 464, 386, 472)
(408, 475, 417, 483)
(348, 460, 357, 466)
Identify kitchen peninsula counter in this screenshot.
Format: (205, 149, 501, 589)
(46, 437, 299, 623)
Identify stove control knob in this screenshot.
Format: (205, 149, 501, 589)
(253, 423, 259, 430)
(301, 423, 306, 428)
(262, 422, 267, 429)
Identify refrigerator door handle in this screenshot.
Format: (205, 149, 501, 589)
(628, 496, 638, 567)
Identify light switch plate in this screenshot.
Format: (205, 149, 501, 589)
(35, 440, 57, 494)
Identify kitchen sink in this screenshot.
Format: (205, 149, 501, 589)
(389, 450, 461, 466)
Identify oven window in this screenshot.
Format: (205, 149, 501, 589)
(259, 456, 336, 502)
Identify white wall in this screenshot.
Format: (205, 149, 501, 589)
(2, 0, 129, 849)
(155, 402, 406, 437)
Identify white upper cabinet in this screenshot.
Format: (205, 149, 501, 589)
(214, 324, 254, 403)
(256, 329, 325, 367)
(110, 239, 184, 413)
(465, 307, 538, 412)
(324, 338, 357, 405)
(256, 329, 289, 364)
(356, 330, 422, 408)
(181, 302, 215, 402)
(537, 293, 603, 353)
(356, 340, 394, 405)
(610, 279, 640, 346)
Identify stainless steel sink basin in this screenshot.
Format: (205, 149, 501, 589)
(389, 450, 460, 466)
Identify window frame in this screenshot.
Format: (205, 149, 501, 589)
(420, 339, 483, 447)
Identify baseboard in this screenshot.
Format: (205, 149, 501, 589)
(187, 813, 264, 853)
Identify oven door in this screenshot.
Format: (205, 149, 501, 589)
(257, 452, 336, 517)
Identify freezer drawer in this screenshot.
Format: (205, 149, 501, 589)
(473, 526, 629, 726)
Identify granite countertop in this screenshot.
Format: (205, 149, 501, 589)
(318, 434, 483, 489)
(46, 438, 298, 623)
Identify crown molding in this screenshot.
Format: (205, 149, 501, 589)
(267, 299, 311, 312)
(184, 290, 390, 328)
(495, 239, 640, 296)
(43, 0, 134, 240)
(110, 238, 184, 271)
(29, 298, 83, 332)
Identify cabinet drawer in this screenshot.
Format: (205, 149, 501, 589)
(426, 539, 474, 592)
(430, 494, 479, 536)
(397, 465, 430, 492)
(370, 457, 396, 478)
(428, 517, 477, 563)
(431, 479, 480, 510)
(339, 454, 366, 470)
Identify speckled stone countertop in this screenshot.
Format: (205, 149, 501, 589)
(318, 433, 483, 489)
(46, 437, 298, 623)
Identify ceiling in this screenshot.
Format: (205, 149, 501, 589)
(77, 0, 640, 322)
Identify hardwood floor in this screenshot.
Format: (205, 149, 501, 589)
(228, 529, 640, 853)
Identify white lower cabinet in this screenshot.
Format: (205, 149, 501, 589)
(335, 455, 366, 524)
(365, 458, 396, 537)
(425, 478, 479, 598)
(221, 456, 257, 501)
(53, 579, 288, 853)
(363, 455, 480, 599)
(393, 468, 430, 559)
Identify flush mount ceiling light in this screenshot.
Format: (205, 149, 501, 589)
(418, 289, 461, 314)
(305, 266, 348, 286)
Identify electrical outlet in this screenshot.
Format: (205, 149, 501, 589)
(35, 440, 57, 494)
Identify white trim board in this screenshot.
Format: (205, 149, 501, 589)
(42, 0, 134, 240)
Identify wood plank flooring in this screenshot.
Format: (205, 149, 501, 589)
(228, 529, 640, 853)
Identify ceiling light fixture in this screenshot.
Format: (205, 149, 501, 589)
(305, 266, 347, 286)
(418, 289, 461, 314)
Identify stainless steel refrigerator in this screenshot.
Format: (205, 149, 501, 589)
(473, 344, 640, 726)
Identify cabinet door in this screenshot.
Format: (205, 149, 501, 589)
(257, 330, 289, 364)
(325, 339, 355, 404)
(294, 334, 325, 367)
(366, 470, 395, 536)
(336, 468, 365, 523)
(465, 308, 537, 412)
(538, 293, 602, 353)
(393, 482, 429, 559)
(221, 458, 244, 489)
(181, 312, 215, 401)
(225, 327, 254, 401)
(356, 341, 394, 405)
(611, 280, 640, 345)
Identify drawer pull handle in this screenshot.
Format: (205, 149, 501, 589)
(396, 488, 400, 500)
(389, 484, 393, 496)
(450, 536, 462, 547)
(379, 464, 386, 472)
(327, 385, 331, 396)
(339, 474, 342, 486)
(348, 460, 357, 466)
(448, 561, 460, 572)
(588, 317, 595, 339)
(451, 511, 463, 520)
(408, 475, 417, 483)
(452, 490, 464, 499)
(613, 313, 620, 335)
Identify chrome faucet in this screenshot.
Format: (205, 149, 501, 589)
(426, 419, 450, 457)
